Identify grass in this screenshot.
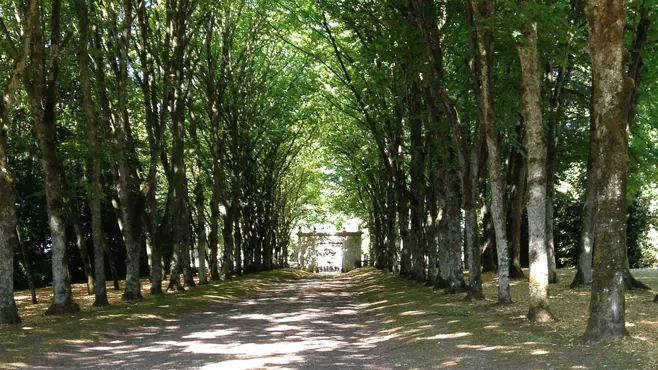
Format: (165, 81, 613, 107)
(0, 269, 310, 367)
(349, 267, 658, 369)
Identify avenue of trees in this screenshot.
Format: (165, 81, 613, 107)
(0, 0, 657, 343)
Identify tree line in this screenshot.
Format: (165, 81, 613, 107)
(295, 0, 656, 341)
(1, 0, 656, 344)
(0, 0, 317, 323)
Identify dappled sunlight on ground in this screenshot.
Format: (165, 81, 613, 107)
(2, 267, 657, 369)
(348, 267, 658, 369)
(5, 274, 398, 369)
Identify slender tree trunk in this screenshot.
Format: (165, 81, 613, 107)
(209, 186, 220, 281)
(409, 82, 425, 282)
(582, 0, 632, 341)
(621, 4, 652, 291)
(68, 207, 95, 294)
(75, 0, 108, 305)
(0, 115, 21, 322)
(517, 18, 555, 322)
(234, 205, 243, 277)
(112, 0, 144, 302)
(28, 0, 80, 315)
(572, 105, 596, 288)
(0, 0, 37, 323)
(223, 206, 235, 279)
(480, 183, 498, 273)
(469, 0, 512, 304)
(16, 228, 37, 304)
(194, 181, 207, 285)
(507, 138, 527, 279)
(0, 169, 20, 322)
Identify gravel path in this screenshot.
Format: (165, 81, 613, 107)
(27, 274, 403, 370)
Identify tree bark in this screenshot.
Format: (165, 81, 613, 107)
(0, 0, 37, 324)
(409, 82, 425, 283)
(506, 135, 527, 279)
(582, 0, 632, 341)
(517, 18, 555, 322)
(16, 228, 37, 304)
(435, 171, 468, 294)
(75, 0, 108, 306)
(191, 113, 208, 285)
(111, 0, 144, 302)
(571, 112, 596, 288)
(27, 0, 80, 315)
(223, 205, 235, 279)
(65, 198, 95, 294)
(469, 0, 512, 304)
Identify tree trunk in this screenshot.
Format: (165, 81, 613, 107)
(75, 0, 108, 306)
(223, 206, 235, 279)
(112, 0, 144, 302)
(517, 19, 555, 322)
(0, 0, 37, 323)
(68, 206, 95, 294)
(480, 186, 498, 273)
(622, 4, 652, 291)
(409, 82, 425, 282)
(194, 181, 207, 285)
(571, 102, 597, 288)
(0, 119, 21, 323)
(582, 0, 632, 341)
(436, 172, 468, 294)
(506, 136, 527, 279)
(234, 204, 243, 276)
(28, 0, 80, 315)
(16, 228, 37, 304)
(469, 0, 512, 304)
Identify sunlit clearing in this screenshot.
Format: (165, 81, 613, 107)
(531, 349, 550, 355)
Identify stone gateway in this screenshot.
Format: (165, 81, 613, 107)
(297, 230, 362, 273)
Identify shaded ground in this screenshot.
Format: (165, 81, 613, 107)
(1, 268, 657, 369)
(6, 274, 402, 369)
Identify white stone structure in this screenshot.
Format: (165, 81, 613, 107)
(297, 230, 362, 273)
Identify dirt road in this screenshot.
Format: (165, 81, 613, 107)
(26, 274, 402, 369)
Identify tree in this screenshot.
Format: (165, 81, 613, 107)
(582, 0, 632, 341)
(26, 0, 80, 315)
(517, 0, 555, 322)
(469, 0, 512, 304)
(0, 0, 38, 325)
(74, 0, 108, 306)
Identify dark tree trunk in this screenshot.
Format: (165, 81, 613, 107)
(16, 228, 37, 304)
(582, 0, 632, 341)
(223, 206, 235, 279)
(28, 0, 80, 315)
(234, 203, 242, 277)
(75, 0, 108, 306)
(480, 181, 497, 273)
(469, 0, 512, 304)
(572, 113, 596, 288)
(436, 171, 468, 294)
(506, 134, 527, 280)
(0, 0, 36, 323)
(409, 82, 425, 283)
